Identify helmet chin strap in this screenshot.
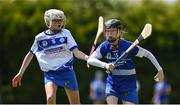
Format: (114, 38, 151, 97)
(109, 29, 122, 50)
(51, 29, 61, 34)
(49, 22, 62, 34)
(107, 38, 117, 43)
(109, 36, 121, 50)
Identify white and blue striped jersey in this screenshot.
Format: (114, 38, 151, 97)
(30, 29, 78, 72)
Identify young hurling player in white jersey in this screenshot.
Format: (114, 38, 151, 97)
(12, 9, 88, 104)
(87, 19, 165, 104)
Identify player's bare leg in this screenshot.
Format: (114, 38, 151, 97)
(45, 82, 58, 104)
(65, 88, 80, 104)
(106, 95, 118, 104)
(122, 100, 135, 105)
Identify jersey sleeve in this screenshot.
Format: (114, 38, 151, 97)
(87, 44, 107, 68)
(92, 44, 104, 59)
(30, 38, 38, 54)
(67, 31, 78, 51)
(136, 46, 162, 71)
(124, 40, 139, 57)
(129, 45, 139, 57)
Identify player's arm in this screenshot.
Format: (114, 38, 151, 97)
(73, 48, 88, 61)
(17, 52, 34, 75)
(87, 50, 115, 71)
(136, 46, 164, 81)
(12, 52, 34, 87)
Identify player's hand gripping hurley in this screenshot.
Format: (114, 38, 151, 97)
(87, 16, 104, 67)
(114, 24, 152, 65)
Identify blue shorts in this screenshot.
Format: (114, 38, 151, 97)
(106, 83, 138, 104)
(44, 69, 78, 91)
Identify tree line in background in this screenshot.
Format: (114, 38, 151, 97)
(0, 0, 180, 103)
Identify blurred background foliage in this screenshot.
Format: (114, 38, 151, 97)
(0, 0, 180, 104)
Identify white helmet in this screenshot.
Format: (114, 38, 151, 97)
(44, 9, 66, 29)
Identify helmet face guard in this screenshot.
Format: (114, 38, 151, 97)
(104, 19, 124, 44)
(44, 9, 66, 31)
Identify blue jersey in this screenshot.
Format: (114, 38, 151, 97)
(98, 39, 139, 92)
(90, 79, 105, 100)
(154, 81, 171, 104)
(89, 38, 162, 104)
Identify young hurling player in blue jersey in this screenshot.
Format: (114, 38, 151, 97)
(12, 9, 88, 104)
(89, 70, 106, 104)
(152, 77, 171, 104)
(87, 19, 165, 104)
